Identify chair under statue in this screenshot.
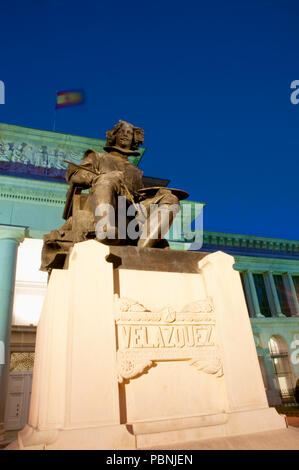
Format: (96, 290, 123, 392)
(41, 181, 96, 272)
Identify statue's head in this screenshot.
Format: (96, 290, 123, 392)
(104, 120, 144, 153)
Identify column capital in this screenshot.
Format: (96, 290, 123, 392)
(0, 225, 27, 244)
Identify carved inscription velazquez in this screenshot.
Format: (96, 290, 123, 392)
(119, 325, 212, 349)
(114, 295, 223, 382)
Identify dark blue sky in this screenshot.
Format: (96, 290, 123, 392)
(1, 0, 299, 240)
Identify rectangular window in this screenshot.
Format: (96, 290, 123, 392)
(253, 274, 271, 317)
(273, 275, 292, 317)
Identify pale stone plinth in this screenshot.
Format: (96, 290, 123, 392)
(16, 241, 285, 450)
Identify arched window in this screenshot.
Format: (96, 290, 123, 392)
(268, 335, 296, 403)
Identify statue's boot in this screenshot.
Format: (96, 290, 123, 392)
(137, 204, 179, 248)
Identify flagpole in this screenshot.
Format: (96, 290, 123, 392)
(52, 90, 57, 131)
(52, 108, 57, 132)
(48, 91, 58, 176)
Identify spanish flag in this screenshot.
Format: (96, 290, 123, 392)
(56, 90, 84, 109)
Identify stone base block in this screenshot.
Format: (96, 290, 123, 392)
(14, 241, 287, 450)
(18, 423, 135, 450)
(15, 407, 286, 450)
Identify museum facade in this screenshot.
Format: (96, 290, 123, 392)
(0, 123, 298, 439)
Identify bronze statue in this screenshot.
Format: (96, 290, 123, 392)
(41, 120, 188, 272)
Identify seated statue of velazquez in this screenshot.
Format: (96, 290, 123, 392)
(41, 120, 188, 272)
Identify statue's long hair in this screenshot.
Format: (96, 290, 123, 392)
(105, 120, 144, 151)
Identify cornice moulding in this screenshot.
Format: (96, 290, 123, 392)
(251, 317, 299, 326)
(0, 174, 67, 206)
(233, 255, 299, 273)
(203, 231, 299, 253)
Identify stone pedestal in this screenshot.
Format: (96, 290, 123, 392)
(17, 241, 286, 450)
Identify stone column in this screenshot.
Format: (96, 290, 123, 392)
(264, 271, 285, 318)
(0, 225, 26, 441)
(241, 271, 265, 318)
(282, 273, 299, 317)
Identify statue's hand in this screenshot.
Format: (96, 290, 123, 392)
(71, 169, 94, 185)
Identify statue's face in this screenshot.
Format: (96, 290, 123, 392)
(115, 123, 134, 149)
